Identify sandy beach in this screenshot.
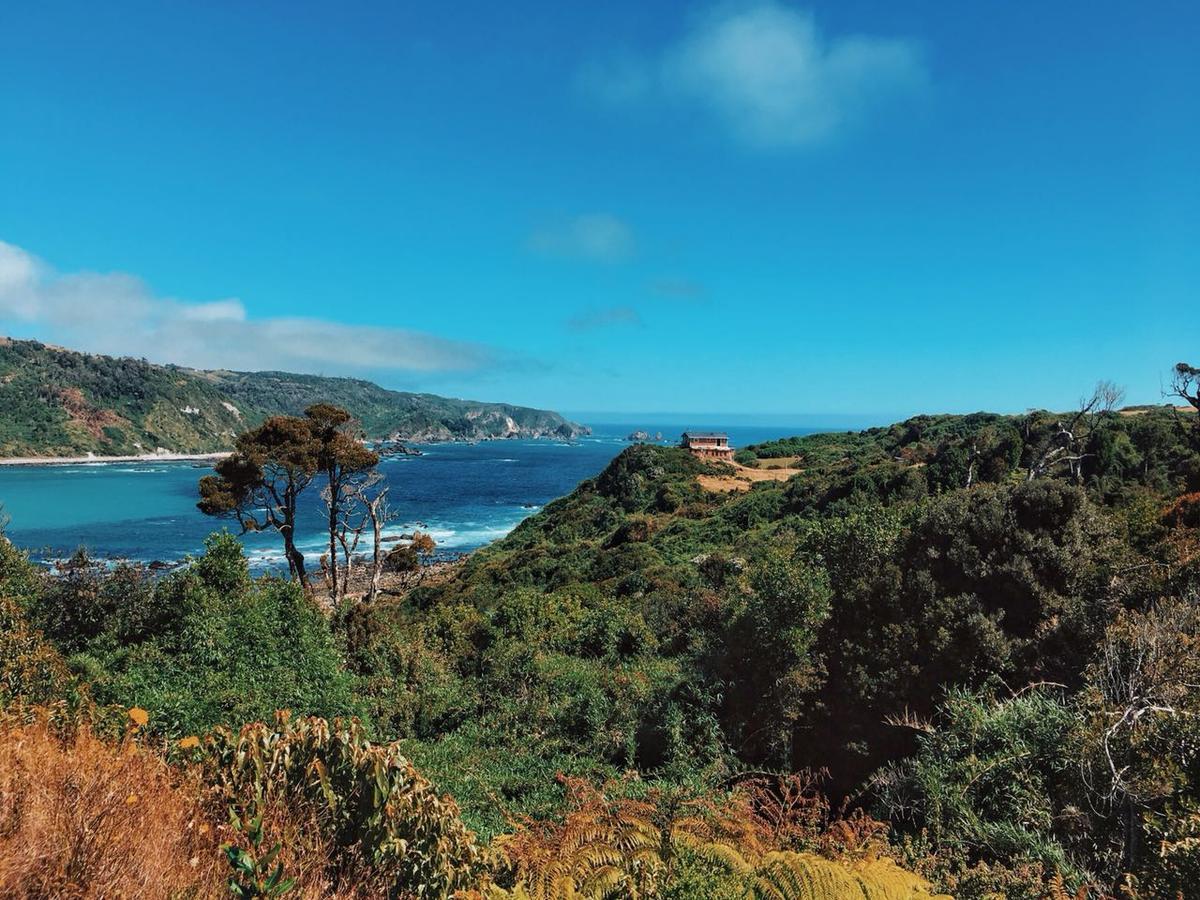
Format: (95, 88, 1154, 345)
(0, 451, 230, 467)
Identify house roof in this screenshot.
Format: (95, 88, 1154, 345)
(682, 431, 728, 439)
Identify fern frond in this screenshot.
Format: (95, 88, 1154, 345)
(687, 839, 754, 875)
(578, 864, 627, 899)
(749, 850, 950, 900)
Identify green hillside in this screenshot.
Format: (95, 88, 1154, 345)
(391, 404, 1199, 849)
(0, 338, 586, 457)
(6, 396, 1200, 896)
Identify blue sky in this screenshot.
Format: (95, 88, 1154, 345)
(0, 1, 1196, 418)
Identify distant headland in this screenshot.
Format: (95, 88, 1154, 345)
(0, 338, 588, 459)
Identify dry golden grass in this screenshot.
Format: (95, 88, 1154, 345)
(0, 713, 393, 899)
(1118, 405, 1197, 417)
(697, 461, 800, 493)
(0, 716, 226, 898)
(251, 798, 391, 899)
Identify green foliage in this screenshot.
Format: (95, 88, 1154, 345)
(0, 338, 583, 457)
(28, 533, 358, 737)
(223, 805, 296, 898)
(873, 689, 1085, 887)
(206, 712, 487, 896)
(733, 448, 758, 466)
(0, 540, 82, 711)
(794, 480, 1123, 791)
(400, 725, 620, 841)
(386, 408, 1189, 808)
(9, 398, 1200, 897)
(712, 547, 831, 761)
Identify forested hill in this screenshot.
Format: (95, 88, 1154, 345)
(6, 388, 1200, 895)
(0, 338, 587, 457)
(393, 398, 1200, 893)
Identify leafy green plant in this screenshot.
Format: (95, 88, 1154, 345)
(223, 800, 296, 898)
(205, 711, 488, 896)
(26, 533, 359, 738)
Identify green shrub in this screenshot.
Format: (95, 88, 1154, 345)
(206, 712, 487, 895)
(30, 533, 358, 737)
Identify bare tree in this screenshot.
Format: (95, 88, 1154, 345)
(1080, 597, 1200, 870)
(963, 425, 1001, 488)
(1168, 362, 1200, 451)
(365, 484, 395, 603)
(1026, 381, 1125, 482)
(309, 404, 379, 601)
(322, 470, 391, 605)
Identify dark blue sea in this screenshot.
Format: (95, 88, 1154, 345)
(0, 423, 828, 571)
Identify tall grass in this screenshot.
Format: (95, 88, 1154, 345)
(0, 715, 225, 898)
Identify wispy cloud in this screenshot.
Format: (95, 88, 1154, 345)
(649, 278, 707, 301)
(566, 306, 643, 332)
(0, 240, 492, 375)
(581, 2, 927, 149)
(526, 213, 636, 263)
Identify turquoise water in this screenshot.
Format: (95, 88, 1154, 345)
(0, 423, 820, 570)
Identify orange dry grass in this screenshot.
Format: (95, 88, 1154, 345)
(0, 717, 226, 898)
(697, 461, 799, 493)
(250, 795, 392, 899)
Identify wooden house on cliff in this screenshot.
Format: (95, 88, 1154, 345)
(681, 431, 734, 461)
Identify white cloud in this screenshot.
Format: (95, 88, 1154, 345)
(583, 2, 927, 149)
(526, 213, 636, 263)
(179, 298, 247, 323)
(0, 240, 491, 374)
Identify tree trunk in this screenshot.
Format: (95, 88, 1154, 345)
(327, 480, 340, 600)
(279, 483, 309, 589)
(282, 523, 309, 589)
(367, 495, 385, 603)
(1122, 797, 1141, 875)
(340, 534, 354, 600)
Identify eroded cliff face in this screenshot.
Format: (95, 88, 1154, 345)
(394, 414, 590, 443)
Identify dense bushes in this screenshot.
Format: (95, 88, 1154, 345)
(4, 403, 1200, 896)
(26, 533, 359, 737)
(873, 689, 1084, 888)
(206, 712, 488, 896)
(490, 774, 950, 899)
(388, 406, 1200, 895)
(0, 540, 83, 712)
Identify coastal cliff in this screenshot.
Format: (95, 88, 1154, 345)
(0, 338, 587, 458)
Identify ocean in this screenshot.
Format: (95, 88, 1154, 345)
(0, 423, 824, 570)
